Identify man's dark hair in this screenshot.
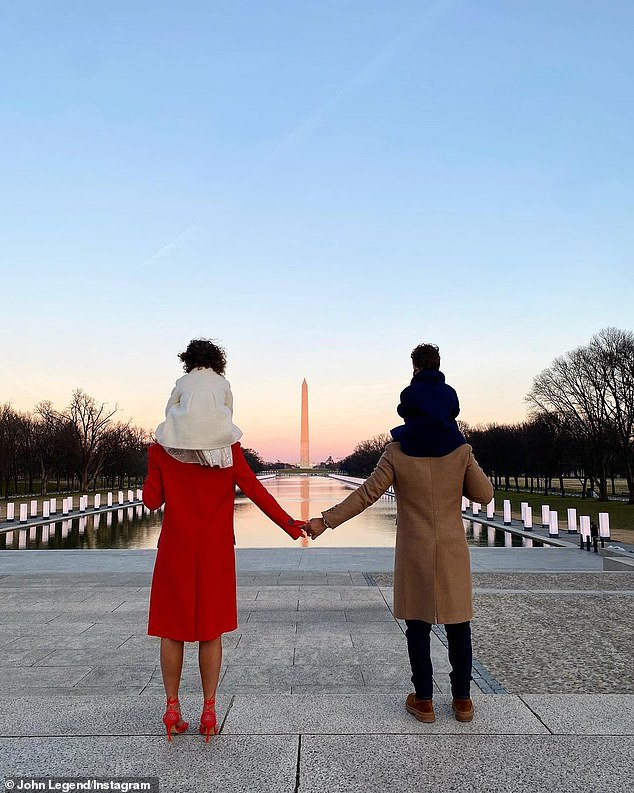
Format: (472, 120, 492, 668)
(411, 343, 440, 370)
(178, 338, 227, 374)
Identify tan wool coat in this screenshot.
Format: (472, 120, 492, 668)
(322, 443, 493, 624)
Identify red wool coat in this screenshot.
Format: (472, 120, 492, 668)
(144, 443, 302, 641)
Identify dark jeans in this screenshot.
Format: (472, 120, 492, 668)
(405, 619, 472, 700)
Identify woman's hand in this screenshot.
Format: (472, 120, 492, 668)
(288, 519, 308, 539)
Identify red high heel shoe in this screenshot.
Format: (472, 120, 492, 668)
(162, 697, 189, 741)
(199, 697, 219, 742)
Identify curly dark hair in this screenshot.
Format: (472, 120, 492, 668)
(178, 338, 227, 374)
(411, 343, 440, 371)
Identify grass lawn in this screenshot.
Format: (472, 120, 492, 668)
(557, 477, 629, 498)
(493, 489, 634, 534)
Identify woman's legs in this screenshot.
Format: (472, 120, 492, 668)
(405, 620, 434, 699)
(159, 636, 222, 701)
(160, 637, 188, 732)
(159, 636, 223, 731)
(198, 636, 223, 701)
(198, 637, 222, 740)
(160, 637, 185, 700)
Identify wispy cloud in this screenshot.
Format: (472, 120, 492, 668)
(139, 225, 201, 270)
(138, 1, 458, 268)
(262, 0, 459, 168)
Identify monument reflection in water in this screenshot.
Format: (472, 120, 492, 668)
(0, 476, 543, 550)
(234, 476, 397, 548)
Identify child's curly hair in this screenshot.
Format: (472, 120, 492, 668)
(178, 339, 227, 374)
(411, 343, 440, 370)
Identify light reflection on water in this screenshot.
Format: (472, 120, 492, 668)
(0, 505, 162, 551)
(234, 476, 397, 547)
(0, 476, 545, 550)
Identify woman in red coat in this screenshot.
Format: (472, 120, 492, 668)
(144, 340, 304, 740)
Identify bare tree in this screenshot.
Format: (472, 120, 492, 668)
(241, 447, 265, 473)
(65, 389, 120, 491)
(467, 422, 527, 492)
(1, 394, 152, 496)
(0, 404, 21, 497)
(0, 404, 41, 496)
(101, 423, 150, 488)
(33, 401, 70, 495)
(590, 328, 634, 503)
(339, 433, 391, 477)
(527, 328, 634, 502)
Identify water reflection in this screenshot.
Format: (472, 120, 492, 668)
(0, 476, 546, 550)
(0, 507, 163, 550)
(234, 476, 396, 547)
(463, 520, 545, 548)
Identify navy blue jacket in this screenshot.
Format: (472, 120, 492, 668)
(390, 369, 466, 457)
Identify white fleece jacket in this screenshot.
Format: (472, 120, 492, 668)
(155, 368, 243, 450)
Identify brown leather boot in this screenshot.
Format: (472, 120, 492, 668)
(405, 693, 435, 723)
(452, 697, 474, 722)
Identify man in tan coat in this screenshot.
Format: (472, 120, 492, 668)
(307, 346, 493, 723)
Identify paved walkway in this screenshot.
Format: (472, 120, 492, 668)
(1, 547, 633, 792)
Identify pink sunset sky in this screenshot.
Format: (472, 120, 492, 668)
(1, 2, 632, 463)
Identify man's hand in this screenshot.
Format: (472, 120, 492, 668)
(305, 517, 328, 540)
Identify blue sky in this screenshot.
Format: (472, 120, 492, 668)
(1, 1, 632, 461)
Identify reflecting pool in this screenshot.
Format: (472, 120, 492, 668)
(0, 476, 547, 550)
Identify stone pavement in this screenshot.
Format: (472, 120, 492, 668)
(1, 548, 633, 793)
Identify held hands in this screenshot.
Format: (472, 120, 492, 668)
(305, 517, 328, 540)
(288, 516, 330, 540)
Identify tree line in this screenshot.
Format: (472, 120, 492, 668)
(336, 328, 634, 504)
(0, 390, 150, 497)
(2, 328, 631, 502)
(0, 388, 281, 498)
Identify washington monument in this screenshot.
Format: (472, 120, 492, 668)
(300, 378, 310, 468)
